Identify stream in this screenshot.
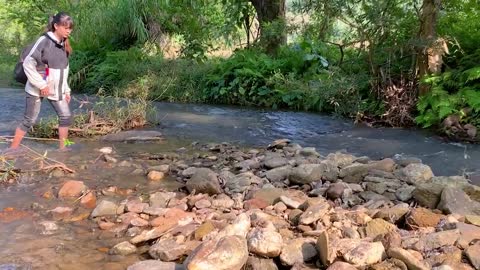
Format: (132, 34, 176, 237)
(0, 87, 479, 269)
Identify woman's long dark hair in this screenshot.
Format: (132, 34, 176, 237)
(47, 12, 74, 56)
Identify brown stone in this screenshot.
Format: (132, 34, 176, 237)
(405, 208, 443, 229)
(58, 180, 87, 198)
(244, 198, 269, 210)
(80, 192, 97, 209)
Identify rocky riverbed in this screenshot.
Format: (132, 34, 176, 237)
(2, 138, 480, 270)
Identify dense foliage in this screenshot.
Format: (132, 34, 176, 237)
(1, 0, 479, 140)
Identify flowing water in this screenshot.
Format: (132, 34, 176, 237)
(1, 87, 480, 269)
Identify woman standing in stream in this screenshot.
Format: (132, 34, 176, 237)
(8, 12, 74, 153)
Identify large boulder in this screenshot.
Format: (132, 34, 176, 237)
(186, 168, 222, 195)
(397, 164, 434, 184)
(437, 187, 480, 215)
(184, 236, 248, 270)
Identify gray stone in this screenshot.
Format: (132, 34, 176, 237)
(437, 187, 480, 215)
(264, 156, 288, 169)
(326, 152, 356, 168)
(413, 183, 445, 209)
(366, 182, 388, 194)
(397, 163, 434, 184)
(289, 164, 327, 184)
(300, 147, 320, 157)
(150, 192, 177, 208)
(186, 168, 222, 195)
(395, 186, 416, 202)
(414, 229, 459, 252)
(265, 166, 292, 182)
(326, 183, 345, 200)
(91, 200, 119, 217)
(101, 130, 163, 142)
(226, 172, 258, 193)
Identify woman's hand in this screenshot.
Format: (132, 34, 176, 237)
(40, 87, 49, 97)
(65, 94, 71, 103)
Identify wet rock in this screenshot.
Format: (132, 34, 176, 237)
(48, 206, 73, 221)
(279, 238, 317, 266)
(184, 236, 248, 270)
(397, 164, 433, 184)
(127, 260, 183, 270)
(91, 200, 119, 217)
(343, 241, 385, 267)
(186, 168, 222, 195)
(405, 208, 443, 229)
(364, 218, 397, 238)
(268, 139, 290, 149)
(148, 171, 166, 181)
(289, 164, 327, 184)
(38, 220, 58, 235)
(243, 256, 278, 270)
(101, 130, 163, 142)
(265, 166, 292, 182)
(396, 157, 423, 167)
(299, 202, 330, 225)
(395, 186, 416, 202)
(58, 180, 87, 198)
(388, 247, 430, 270)
(437, 187, 480, 215)
(326, 262, 357, 270)
(80, 192, 96, 209)
(148, 164, 170, 173)
(465, 243, 480, 270)
(326, 183, 345, 200)
(413, 183, 445, 209)
(247, 227, 283, 257)
(109, 241, 137, 256)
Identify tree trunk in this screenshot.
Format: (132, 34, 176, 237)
(416, 0, 445, 95)
(249, 0, 286, 54)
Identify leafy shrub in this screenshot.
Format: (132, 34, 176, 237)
(416, 64, 480, 128)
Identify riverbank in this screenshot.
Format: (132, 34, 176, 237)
(1, 136, 480, 269)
